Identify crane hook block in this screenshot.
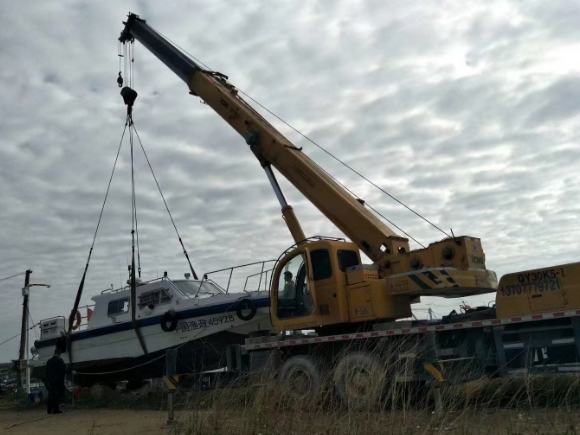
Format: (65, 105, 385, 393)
(117, 72, 123, 88)
(120, 86, 138, 107)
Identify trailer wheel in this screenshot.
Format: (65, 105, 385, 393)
(333, 352, 384, 410)
(279, 355, 321, 403)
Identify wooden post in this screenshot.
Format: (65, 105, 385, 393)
(165, 349, 178, 427)
(433, 387, 443, 412)
(167, 392, 175, 425)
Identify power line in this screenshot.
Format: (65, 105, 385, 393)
(0, 332, 21, 348)
(0, 322, 38, 348)
(0, 271, 26, 283)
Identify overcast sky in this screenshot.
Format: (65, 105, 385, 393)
(1, 0, 579, 363)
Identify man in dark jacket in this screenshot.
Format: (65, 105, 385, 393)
(45, 349, 66, 414)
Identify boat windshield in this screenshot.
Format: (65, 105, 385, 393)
(172, 280, 225, 298)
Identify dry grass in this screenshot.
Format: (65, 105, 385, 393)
(11, 338, 580, 434)
(179, 408, 580, 435)
(9, 373, 580, 434)
(162, 373, 580, 435)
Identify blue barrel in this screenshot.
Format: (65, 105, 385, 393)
(27, 391, 43, 403)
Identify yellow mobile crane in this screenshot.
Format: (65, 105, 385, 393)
(118, 14, 580, 404)
(118, 14, 497, 336)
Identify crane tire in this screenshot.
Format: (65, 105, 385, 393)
(333, 352, 385, 410)
(161, 310, 178, 332)
(279, 355, 322, 403)
(236, 298, 257, 321)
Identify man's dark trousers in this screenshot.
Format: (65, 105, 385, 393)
(47, 384, 62, 414)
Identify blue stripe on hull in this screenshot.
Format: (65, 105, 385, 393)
(35, 297, 270, 349)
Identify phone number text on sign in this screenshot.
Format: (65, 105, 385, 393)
(176, 314, 235, 333)
(500, 279, 562, 297)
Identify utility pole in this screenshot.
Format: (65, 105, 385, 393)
(17, 270, 32, 390)
(16, 270, 51, 394)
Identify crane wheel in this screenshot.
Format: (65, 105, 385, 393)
(279, 355, 321, 404)
(333, 352, 385, 410)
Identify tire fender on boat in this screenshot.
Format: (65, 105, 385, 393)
(236, 298, 257, 321)
(161, 310, 178, 332)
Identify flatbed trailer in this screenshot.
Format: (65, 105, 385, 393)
(242, 307, 580, 375)
(188, 307, 580, 405)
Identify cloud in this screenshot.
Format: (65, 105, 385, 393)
(1, 0, 579, 362)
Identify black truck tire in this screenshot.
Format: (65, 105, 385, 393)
(279, 355, 322, 403)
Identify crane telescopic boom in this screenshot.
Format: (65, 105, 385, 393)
(119, 14, 402, 263)
(118, 13, 497, 325)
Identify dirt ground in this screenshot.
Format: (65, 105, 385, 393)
(3, 406, 580, 435)
(0, 408, 186, 435)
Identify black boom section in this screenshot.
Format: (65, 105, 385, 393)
(119, 13, 201, 83)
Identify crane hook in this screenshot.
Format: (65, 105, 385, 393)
(117, 72, 123, 88)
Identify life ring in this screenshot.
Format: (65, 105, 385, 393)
(236, 298, 257, 321)
(161, 310, 178, 332)
(71, 310, 82, 330)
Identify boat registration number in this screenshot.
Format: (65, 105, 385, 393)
(175, 314, 236, 333)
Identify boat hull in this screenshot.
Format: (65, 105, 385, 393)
(32, 296, 272, 386)
(32, 329, 248, 386)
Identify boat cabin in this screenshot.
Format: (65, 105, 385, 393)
(38, 278, 228, 340)
(86, 278, 226, 330)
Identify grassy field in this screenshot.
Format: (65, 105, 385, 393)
(3, 375, 580, 434)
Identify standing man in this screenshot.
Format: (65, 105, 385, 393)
(45, 348, 66, 414)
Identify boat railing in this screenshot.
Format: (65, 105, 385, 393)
(101, 277, 168, 294)
(77, 304, 95, 331)
(242, 267, 275, 292)
(45, 305, 96, 333)
(202, 259, 277, 294)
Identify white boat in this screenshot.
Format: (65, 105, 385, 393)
(31, 274, 272, 387)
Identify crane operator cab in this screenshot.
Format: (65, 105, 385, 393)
(271, 238, 414, 332)
(278, 265, 313, 318)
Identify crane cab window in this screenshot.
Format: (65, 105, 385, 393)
(277, 253, 314, 319)
(311, 249, 332, 281)
(338, 250, 360, 271)
(108, 297, 130, 317)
